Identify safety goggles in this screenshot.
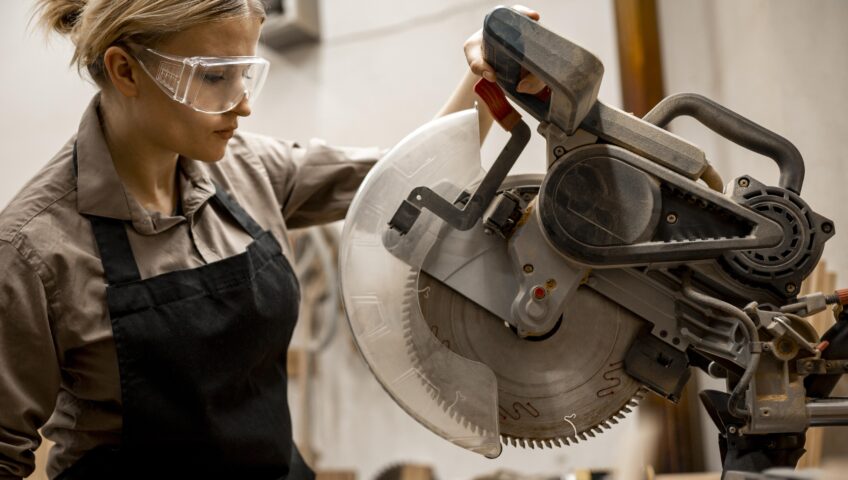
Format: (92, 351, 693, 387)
(131, 46, 270, 114)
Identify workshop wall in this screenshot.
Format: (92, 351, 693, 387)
(657, 0, 848, 471)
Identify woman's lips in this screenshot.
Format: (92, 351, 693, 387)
(214, 128, 236, 140)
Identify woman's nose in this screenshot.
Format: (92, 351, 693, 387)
(231, 92, 252, 117)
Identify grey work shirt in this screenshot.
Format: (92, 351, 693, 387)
(0, 95, 379, 479)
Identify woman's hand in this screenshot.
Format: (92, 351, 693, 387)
(463, 5, 546, 94)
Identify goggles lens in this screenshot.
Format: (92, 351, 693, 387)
(134, 47, 270, 114)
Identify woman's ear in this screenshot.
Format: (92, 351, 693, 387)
(103, 46, 140, 98)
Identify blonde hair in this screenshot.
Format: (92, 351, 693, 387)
(35, 0, 266, 85)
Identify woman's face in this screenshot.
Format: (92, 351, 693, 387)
(131, 16, 263, 162)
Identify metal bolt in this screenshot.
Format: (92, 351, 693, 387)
(822, 223, 833, 234)
(728, 426, 738, 435)
(785, 283, 797, 294)
(553, 146, 566, 157)
(763, 343, 771, 351)
(545, 279, 557, 289)
(805, 361, 815, 371)
(827, 361, 834, 369)
(666, 213, 678, 224)
(738, 178, 750, 188)
(523, 264, 535, 274)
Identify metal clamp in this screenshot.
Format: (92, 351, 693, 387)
(796, 358, 848, 375)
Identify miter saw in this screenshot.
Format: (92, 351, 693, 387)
(339, 7, 848, 476)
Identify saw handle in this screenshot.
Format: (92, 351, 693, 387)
(642, 93, 806, 194)
(482, 6, 604, 134)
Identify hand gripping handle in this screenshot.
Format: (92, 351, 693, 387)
(482, 6, 604, 134)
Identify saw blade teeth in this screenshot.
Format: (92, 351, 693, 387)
(404, 263, 651, 452)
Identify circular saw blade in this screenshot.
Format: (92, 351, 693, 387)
(409, 266, 646, 448)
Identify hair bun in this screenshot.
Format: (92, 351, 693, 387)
(35, 0, 88, 36)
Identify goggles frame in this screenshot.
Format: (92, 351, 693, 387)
(130, 45, 271, 114)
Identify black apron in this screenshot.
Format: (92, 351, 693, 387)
(60, 153, 313, 479)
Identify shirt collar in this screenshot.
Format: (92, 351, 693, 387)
(75, 94, 133, 221)
(75, 94, 217, 234)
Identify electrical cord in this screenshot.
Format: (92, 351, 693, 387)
(681, 272, 761, 418)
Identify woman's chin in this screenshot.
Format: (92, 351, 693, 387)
(188, 145, 228, 163)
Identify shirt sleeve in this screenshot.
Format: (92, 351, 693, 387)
(0, 240, 60, 479)
(240, 132, 382, 229)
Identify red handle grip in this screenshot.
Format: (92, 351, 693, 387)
(474, 79, 522, 131)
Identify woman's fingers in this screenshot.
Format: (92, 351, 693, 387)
(464, 32, 496, 81)
(512, 5, 541, 21)
(464, 5, 542, 83)
(517, 74, 547, 94)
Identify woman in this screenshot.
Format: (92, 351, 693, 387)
(0, 1, 539, 478)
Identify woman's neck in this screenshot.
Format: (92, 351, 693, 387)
(99, 94, 180, 216)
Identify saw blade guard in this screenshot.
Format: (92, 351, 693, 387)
(340, 109, 503, 458)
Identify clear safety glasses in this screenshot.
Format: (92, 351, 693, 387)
(132, 46, 270, 114)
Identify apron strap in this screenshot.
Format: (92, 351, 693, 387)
(210, 184, 265, 239)
(73, 142, 141, 285)
(88, 215, 143, 285)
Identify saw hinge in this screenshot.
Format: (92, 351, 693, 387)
(482, 190, 524, 238)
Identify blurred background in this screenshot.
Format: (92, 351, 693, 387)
(1, 0, 846, 479)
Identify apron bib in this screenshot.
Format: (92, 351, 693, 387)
(60, 154, 312, 479)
